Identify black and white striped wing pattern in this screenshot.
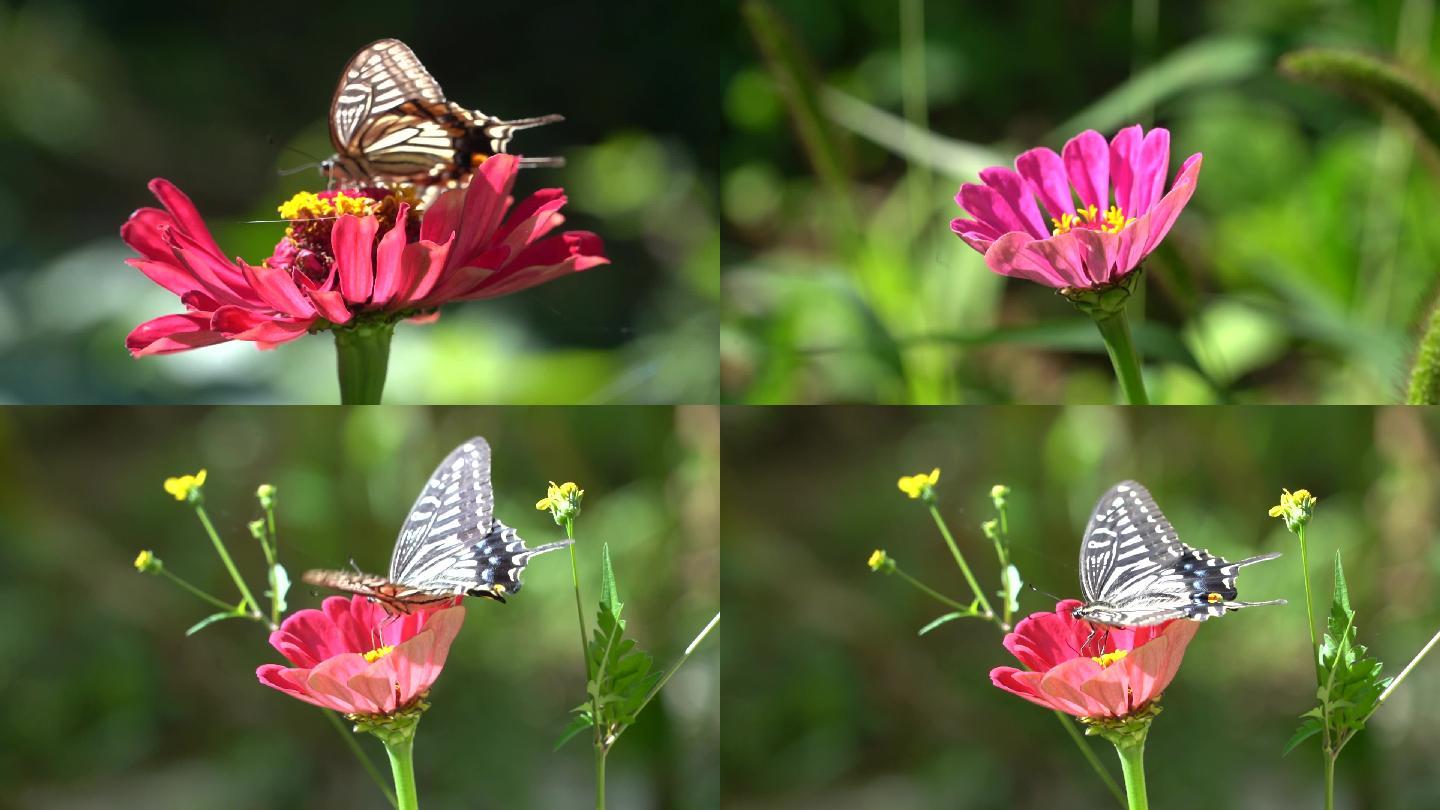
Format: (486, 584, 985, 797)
(330, 39, 447, 155)
(302, 436, 570, 612)
(1073, 481, 1284, 627)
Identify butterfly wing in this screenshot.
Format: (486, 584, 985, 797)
(388, 437, 494, 585)
(330, 39, 447, 155)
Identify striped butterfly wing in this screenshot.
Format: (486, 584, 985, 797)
(330, 39, 446, 154)
(1075, 481, 1284, 627)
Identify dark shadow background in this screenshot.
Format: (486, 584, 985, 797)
(722, 405, 1440, 808)
(0, 0, 722, 403)
(0, 405, 719, 808)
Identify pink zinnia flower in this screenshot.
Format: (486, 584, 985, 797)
(951, 125, 1201, 291)
(989, 599, 1198, 719)
(256, 595, 464, 715)
(122, 154, 608, 356)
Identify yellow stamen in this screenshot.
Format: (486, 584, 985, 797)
(1091, 649, 1129, 668)
(363, 645, 395, 663)
(1050, 204, 1133, 236)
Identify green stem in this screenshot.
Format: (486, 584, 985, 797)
(1297, 524, 1320, 680)
(893, 566, 973, 614)
(334, 323, 395, 405)
(1324, 752, 1336, 810)
(1055, 712, 1126, 809)
(321, 710, 397, 809)
(1407, 296, 1440, 404)
(993, 500, 1013, 630)
(1337, 623, 1440, 756)
(158, 568, 237, 613)
(1112, 734, 1149, 810)
(382, 735, 420, 810)
(194, 504, 263, 618)
(1090, 311, 1149, 405)
(258, 503, 282, 628)
(595, 746, 607, 810)
(926, 503, 995, 620)
(567, 519, 591, 680)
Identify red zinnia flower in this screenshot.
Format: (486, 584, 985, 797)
(256, 595, 464, 715)
(989, 599, 1198, 719)
(122, 154, 608, 357)
(951, 125, 1201, 291)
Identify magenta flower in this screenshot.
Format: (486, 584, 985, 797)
(256, 595, 464, 715)
(989, 599, 1198, 719)
(951, 125, 1201, 291)
(122, 154, 608, 357)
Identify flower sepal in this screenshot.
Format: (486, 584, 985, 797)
(1060, 266, 1143, 321)
(1082, 701, 1162, 750)
(349, 695, 430, 747)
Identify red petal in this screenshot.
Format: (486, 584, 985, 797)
(369, 204, 411, 307)
(240, 261, 317, 319)
(332, 214, 378, 305)
(126, 313, 227, 356)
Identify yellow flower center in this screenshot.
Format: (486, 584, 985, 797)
(897, 468, 941, 499)
(363, 645, 395, 663)
(1051, 204, 1132, 236)
(1091, 649, 1129, 668)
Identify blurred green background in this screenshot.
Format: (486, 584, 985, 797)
(723, 0, 1440, 403)
(0, 406, 719, 808)
(0, 1, 719, 403)
(722, 406, 1440, 808)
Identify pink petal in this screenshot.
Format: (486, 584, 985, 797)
(991, 668, 1063, 712)
(1038, 658, 1108, 717)
(241, 261, 317, 319)
(164, 227, 261, 307)
(1107, 125, 1144, 216)
(333, 214, 379, 305)
(448, 154, 519, 270)
(126, 313, 227, 357)
(122, 208, 179, 263)
(949, 217, 1002, 255)
(308, 654, 382, 714)
(979, 166, 1049, 239)
(308, 290, 354, 325)
(126, 257, 202, 299)
(369, 204, 412, 307)
(983, 232, 1077, 288)
(464, 232, 608, 300)
(256, 664, 340, 710)
(147, 178, 227, 262)
(957, 183, 1029, 237)
(1062, 130, 1110, 211)
(419, 188, 466, 245)
(1015, 146, 1074, 221)
(392, 238, 453, 309)
(1078, 657, 1137, 716)
(1131, 128, 1172, 215)
(211, 306, 313, 345)
(492, 188, 568, 248)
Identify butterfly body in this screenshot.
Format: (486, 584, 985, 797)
(1072, 481, 1285, 628)
(321, 39, 563, 197)
(302, 437, 569, 614)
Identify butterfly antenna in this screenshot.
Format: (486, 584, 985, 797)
(517, 155, 566, 169)
(499, 113, 565, 130)
(277, 162, 319, 176)
(1234, 551, 1283, 567)
(1026, 582, 1067, 603)
(526, 538, 575, 557)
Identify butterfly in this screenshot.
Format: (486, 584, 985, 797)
(1071, 480, 1285, 627)
(302, 436, 570, 614)
(320, 38, 564, 199)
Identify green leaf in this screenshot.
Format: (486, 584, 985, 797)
(185, 610, 244, 636)
(583, 543, 661, 743)
(1001, 565, 1023, 615)
(917, 611, 968, 636)
(1316, 551, 1392, 750)
(1280, 48, 1440, 153)
(554, 712, 594, 751)
(600, 543, 620, 616)
(1284, 717, 1323, 756)
(267, 563, 291, 614)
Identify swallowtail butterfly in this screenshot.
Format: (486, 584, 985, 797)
(1072, 481, 1285, 627)
(320, 38, 564, 198)
(302, 437, 569, 613)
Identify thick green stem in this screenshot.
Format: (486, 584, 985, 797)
(1113, 735, 1149, 810)
(1324, 752, 1336, 810)
(1407, 297, 1440, 404)
(1297, 524, 1321, 679)
(926, 503, 995, 620)
(1054, 712, 1127, 808)
(383, 736, 420, 810)
(334, 323, 395, 405)
(595, 746, 608, 810)
(1090, 312, 1149, 405)
(321, 710, 397, 808)
(194, 505, 262, 618)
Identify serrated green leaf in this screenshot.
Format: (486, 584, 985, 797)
(554, 713, 594, 750)
(1284, 719, 1323, 755)
(185, 610, 244, 636)
(600, 543, 620, 615)
(917, 612, 968, 636)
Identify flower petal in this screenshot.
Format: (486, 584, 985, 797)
(979, 166, 1049, 239)
(448, 154, 519, 270)
(307, 289, 354, 325)
(1061, 130, 1110, 211)
(1038, 658, 1108, 717)
(957, 183, 1030, 237)
(126, 257, 202, 299)
(369, 204, 412, 307)
(991, 667, 1063, 712)
(392, 238, 453, 309)
(1015, 146, 1074, 221)
(1131, 127, 1172, 216)
(211, 306, 313, 346)
(333, 214, 379, 305)
(241, 261, 318, 319)
(1107, 125, 1144, 216)
(126, 313, 227, 357)
(147, 178, 227, 261)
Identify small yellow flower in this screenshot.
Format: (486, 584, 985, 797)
(897, 468, 941, 500)
(867, 549, 895, 573)
(537, 480, 584, 524)
(256, 483, 277, 508)
(990, 483, 1010, 501)
(1269, 488, 1317, 533)
(134, 549, 161, 574)
(163, 469, 207, 502)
